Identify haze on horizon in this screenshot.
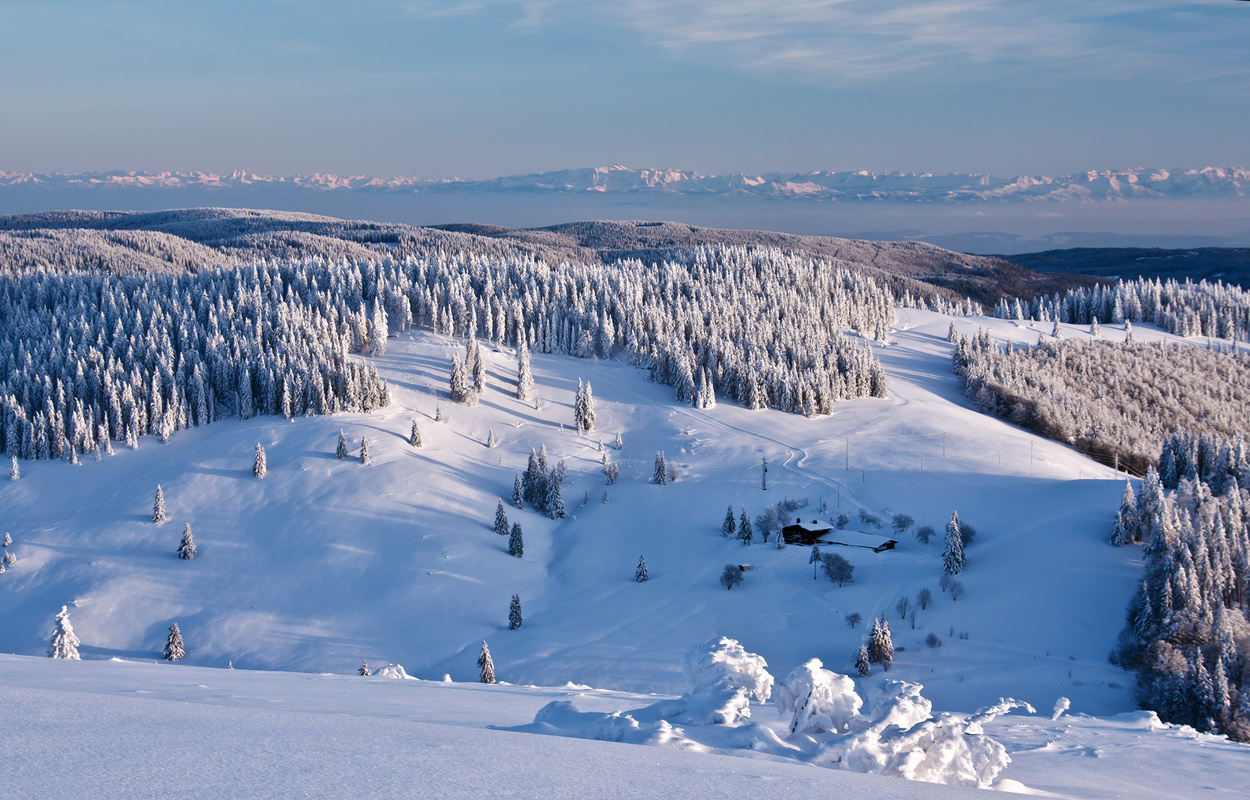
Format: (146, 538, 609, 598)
(3, 1, 1248, 182)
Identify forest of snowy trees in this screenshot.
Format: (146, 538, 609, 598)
(0, 262, 390, 460)
(953, 330, 1250, 475)
(0, 241, 913, 460)
(1111, 434, 1250, 741)
(990, 275, 1250, 343)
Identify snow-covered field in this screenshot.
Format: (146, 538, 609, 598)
(3, 309, 1247, 797)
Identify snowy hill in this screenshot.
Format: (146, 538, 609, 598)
(4, 305, 1249, 796)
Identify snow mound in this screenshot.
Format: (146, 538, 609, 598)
(374, 664, 413, 680)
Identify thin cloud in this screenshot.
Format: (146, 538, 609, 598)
(407, 0, 1243, 81)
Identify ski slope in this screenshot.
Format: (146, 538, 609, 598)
(2, 308, 1247, 796)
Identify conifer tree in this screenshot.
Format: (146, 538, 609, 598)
(509, 594, 523, 630)
(574, 379, 596, 433)
(470, 338, 486, 394)
(336, 429, 349, 459)
(653, 451, 668, 485)
(449, 355, 471, 404)
(943, 511, 965, 575)
(486, 429, 496, 448)
(153, 485, 167, 524)
(178, 523, 197, 560)
(495, 500, 510, 536)
(478, 640, 495, 684)
(722, 505, 737, 538)
(3, 551, 13, 568)
(408, 419, 422, 447)
(508, 523, 524, 558)
(1110, 481, 1139, 546)
(9, 456, 17, 481)
(435, 404, 443, 422)
(615, 432, 623, 451)
(359, 660, 371, 676)
(868, 616, 894, 669)
(359, 436, 371, 465)
(738, 508, 752, 545)
(253, 442, 267, 478)
(512, 472, 524, 509)
(810, 544, 822, 578)
(856, 644, 872, 677)
(546, 470, 566, 519)
(516, 342, 534, 401)
(48, 605, 81, 660)
(635, 555, 650, 582)
(3, 532, 12, 547)
(163, 622, 185, 662)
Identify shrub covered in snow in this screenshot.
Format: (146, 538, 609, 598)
(678, 636, 773, 725)
(773, 658, 862, 734)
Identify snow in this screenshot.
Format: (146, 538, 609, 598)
(2, 307, 1249, 796)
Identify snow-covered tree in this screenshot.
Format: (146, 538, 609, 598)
(511, 472, 524, 509)
(178, 524, 197, 560)
(9, 456, 17, 481)
(652, 451, 668, 485)
(3, 532, 11, 548)
(822, 552, 854, 586)
(408, 419, 422, 447)
(867, 616, 893, 670)
(163, 622, 185, 662)
(478, 641, 495, 684)
(635, 555, 649, 582)
(336, 430, 349, 459)
(508, 523, 523, 558)
(359, 660, 371, 676)
(469, 338, 486, 394)
(1110, 480, 1139, 546)
(48, 605, 80, 660)
(574, 379, 596, 433)
(738, 508, 753, 545)
(545, 469, 566, 519)
(722, 505, 737, 538)
(449, 355, 472, 404)
(943, 512, 965, 575)
(434, 404, 443, 422)
(855, 645, 871, 677)
(253, 442, 267, 478)
(917, 587, 933, 610)
(761, 456, 768, 491)
(153, 485, 167, 524)
(494, 500, 510, 536)
(509, 594, 523, 630)
(720, 564, 744, 590)
(615, 432, 623, 451)
(515, 342, 534, 401)
(359, 436, 371, 465)
(486, 429, 496, 448)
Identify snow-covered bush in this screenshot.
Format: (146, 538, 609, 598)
(678, 636, 773, 725)
(773, 659, 862, 734)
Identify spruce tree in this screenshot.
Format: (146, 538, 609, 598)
(509, 594, 523, 630)
(359, 436, 371, 465)
(508, 523, 524, 558)
(3, 532, 12, 547)
(359, 660, 371, 676)
(435, 404, 443, 422)
(478, 640, 496, 684)
(810, 544, 822, 578)
(449, 356, 471, 404)
(546, 470, 566, 519)
(635, 555, 649, 582)
(738, 508, 752, 545)
(943, 512, 965, 575)
(495, 500, 510, 536)
(486, 429, 496, 448)
(9, 456, 17, 481)
(856, 644, 871, 678)
(653, 451, 668, 485)
(615, 432, 623, 451)
(178, 524, 197, 560)
(516, 343, 534, 401)
(408, 419, 422, 447)
(153, 485, 167, 524)
(48, 605, 81, 660)
(722, 505, 737, 538)
(253, 442, 267, 478)
(868, 616, 894, 669)
(336, 429, 349, 459)
(470, 339, 486, 394)
(163, 622, 185, 662)
(512, 472, 524, 509)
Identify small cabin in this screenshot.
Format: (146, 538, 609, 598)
(781, 518, 832, 546)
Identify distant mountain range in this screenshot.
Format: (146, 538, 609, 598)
(3, 165, 1249, 203)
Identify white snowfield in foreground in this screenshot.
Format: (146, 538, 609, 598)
(3, 309, 1250, 796)
(2, 653, 1246, 800)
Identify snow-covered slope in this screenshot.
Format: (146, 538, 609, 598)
(3, 308, 1248, 796)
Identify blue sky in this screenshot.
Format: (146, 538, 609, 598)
(2, 1, 1248, 178)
